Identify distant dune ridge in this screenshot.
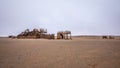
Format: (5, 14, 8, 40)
(73, 35, 120, 40)
(4, 28, 120, 40)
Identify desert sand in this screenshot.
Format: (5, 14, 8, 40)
(0, 37, 120, 68)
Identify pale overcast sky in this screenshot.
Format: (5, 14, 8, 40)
(0, 0, 120, 36)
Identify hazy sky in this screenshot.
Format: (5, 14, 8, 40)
(0, 0, 120, 36)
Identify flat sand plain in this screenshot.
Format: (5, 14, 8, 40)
(0, 37, 120, 68)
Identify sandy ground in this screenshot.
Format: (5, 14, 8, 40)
(0, 37, 120, 68)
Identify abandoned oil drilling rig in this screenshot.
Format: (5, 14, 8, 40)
(17, 28, 55, 39)
(9, 28, 72, 40)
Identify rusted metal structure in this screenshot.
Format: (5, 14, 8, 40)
(57, 31, 72, 40)
(17, 28, 55, 39)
